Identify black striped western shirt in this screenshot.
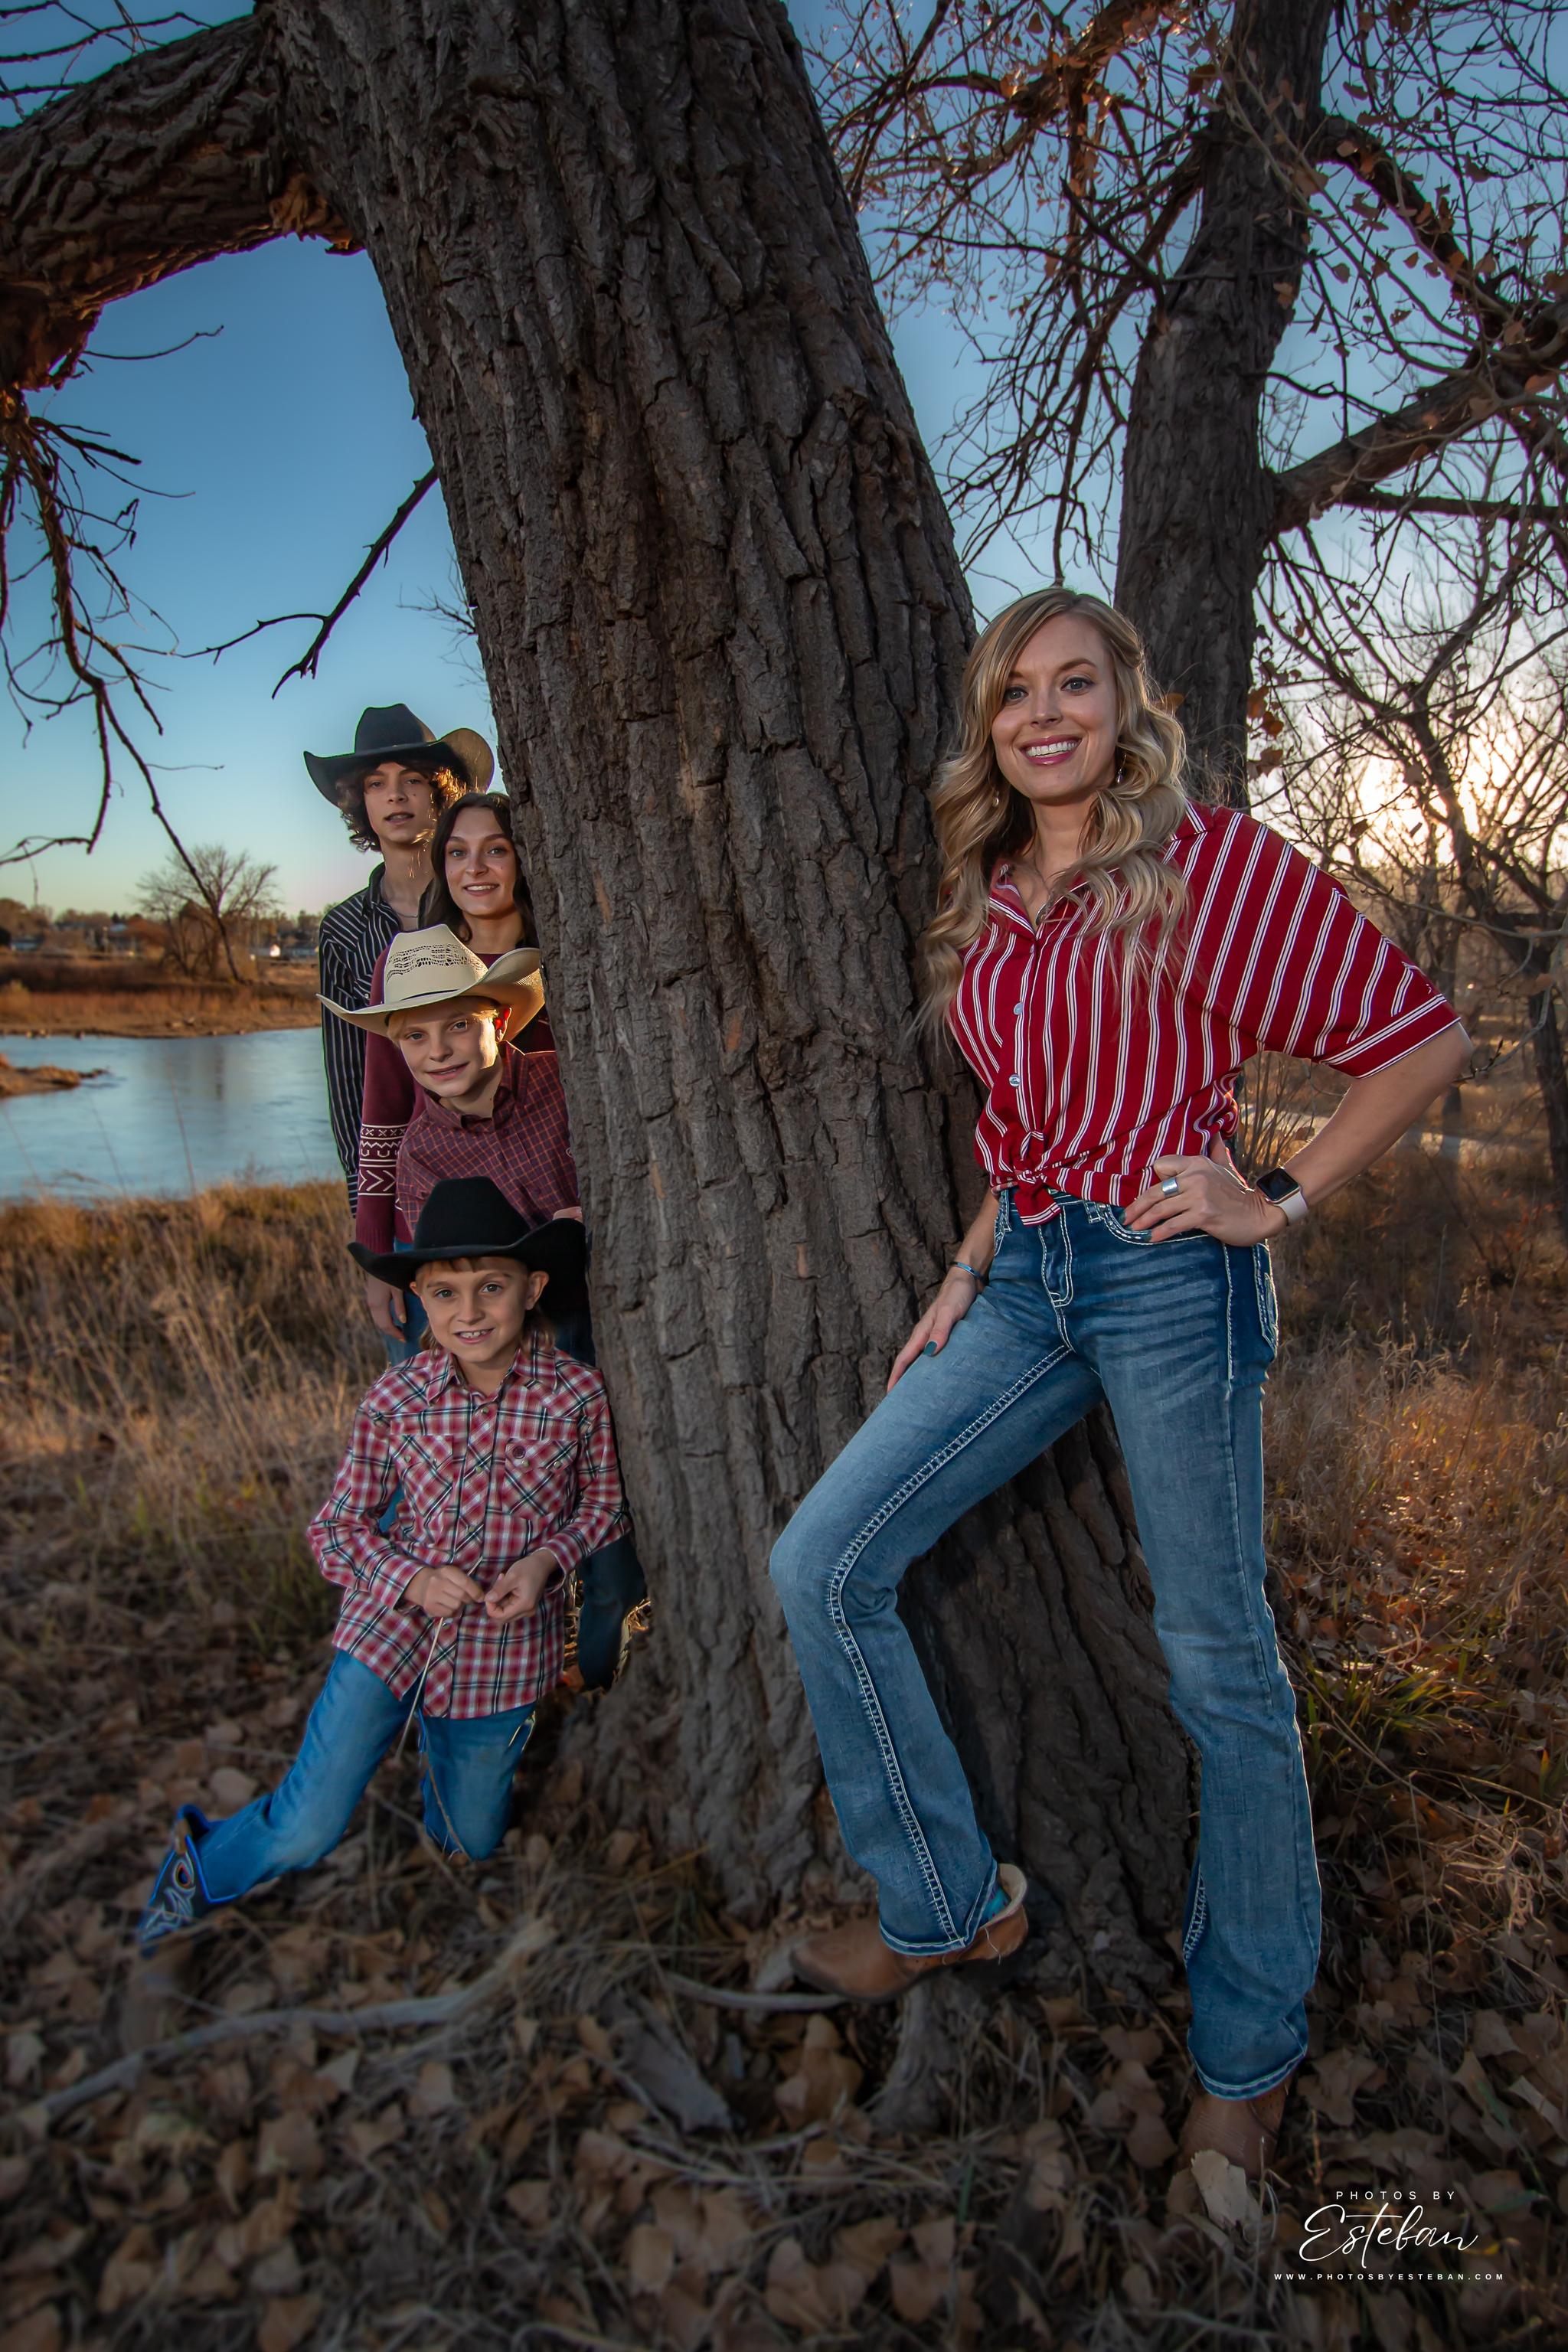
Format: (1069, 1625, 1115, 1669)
(317, 865, 403, 1209)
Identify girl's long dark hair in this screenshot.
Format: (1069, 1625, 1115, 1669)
(418, 792, 537, 946)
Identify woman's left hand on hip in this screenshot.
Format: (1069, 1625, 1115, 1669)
(1124, 1144, 1286, 1244)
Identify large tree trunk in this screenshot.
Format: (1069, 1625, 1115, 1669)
(1, 1, 1192, 1996)
(1116, 0, 1335, 800)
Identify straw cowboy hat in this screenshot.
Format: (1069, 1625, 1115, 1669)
(349, 1178, 586, 1302)
(303, 703, 495, 801)
(318, 924, 544, 1035)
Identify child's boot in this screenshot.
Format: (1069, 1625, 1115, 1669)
(573, 1539, 648, 1691)
(137, 1806, 221, 1954)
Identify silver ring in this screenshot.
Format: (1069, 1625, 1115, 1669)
(1159, 1176, 1181, 1197)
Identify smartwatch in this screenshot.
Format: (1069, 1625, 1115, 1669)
(1256, 1166, 1309, 1226)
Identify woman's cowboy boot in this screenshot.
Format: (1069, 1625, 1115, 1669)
(790, 1866, 1027, 2002)
(1177, 2073, 1293, 2174)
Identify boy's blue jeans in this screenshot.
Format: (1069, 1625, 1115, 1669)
(194, 1652, 535, 1900)
(769, 1188, 1320, 2101)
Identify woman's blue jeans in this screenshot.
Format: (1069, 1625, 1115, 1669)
(768, 1188, 1320, 2100)
(193, 1653, 535, 1899)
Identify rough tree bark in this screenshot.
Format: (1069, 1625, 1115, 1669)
(1116, 0, 1337, 799)
(0, 2, 1194, 1994)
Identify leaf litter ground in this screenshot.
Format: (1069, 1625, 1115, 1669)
(2, 1160, 1566, 2349)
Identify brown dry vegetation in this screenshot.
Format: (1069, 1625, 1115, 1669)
(0, 961, 320, 1038)
(0, 1133, 1565, 2350)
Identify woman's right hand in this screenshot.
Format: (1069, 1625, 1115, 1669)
(887, 1266, 982, 1393)
(363, 1272, 407, 1338)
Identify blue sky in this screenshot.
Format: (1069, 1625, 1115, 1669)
(1, 5, 1052, 921)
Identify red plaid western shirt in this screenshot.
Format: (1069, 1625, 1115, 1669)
(308, 1329, 629, 1717)
(395, 1046, 580, 1246)
(950, 803, 1459, 1224)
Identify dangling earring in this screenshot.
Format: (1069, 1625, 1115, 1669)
(991, 787, 1003, 810)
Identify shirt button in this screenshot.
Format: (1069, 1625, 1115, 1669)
(1010, 1076, 1022, 1089)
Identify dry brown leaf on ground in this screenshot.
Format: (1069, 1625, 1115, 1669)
(1190, 2150, 1267, 2239)
(774, 2013, 864, 2127)
(5, 2308, 62, 2352)
(887, 2253, 948, 2327)
(625, 2220, 678, 2294)
(763, 2234, 870, 2332)
(1301, 2044, 1385, 2125)
(502, 2179, 552, 2229)
(257, 2292, 323, 2352)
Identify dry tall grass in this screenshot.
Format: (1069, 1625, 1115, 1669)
(1, 1185, 375, 1644)
(0, 962, 319, 1036)
(2, 1161, 1565, 2348)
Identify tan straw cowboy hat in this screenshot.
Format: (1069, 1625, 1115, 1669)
(319, 924, 544, 1036)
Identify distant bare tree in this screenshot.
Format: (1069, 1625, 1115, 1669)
(1265, 534, 1568, 1236)
(136, 840, 280, 983)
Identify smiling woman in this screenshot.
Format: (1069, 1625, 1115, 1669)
(767, 583, 1472, 2185)
(419, 792, 540, 956)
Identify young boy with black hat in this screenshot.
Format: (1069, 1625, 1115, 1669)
(320, 925, 648, 1694)
(137, 1179, 626, 1954)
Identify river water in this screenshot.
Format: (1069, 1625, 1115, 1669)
(0, 1029, 342, 1204)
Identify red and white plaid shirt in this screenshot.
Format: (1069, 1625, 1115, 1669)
(308, 1329, 629, 1717)
(950, 803, 1459, 1226)
(396, 1047, 579, 1246)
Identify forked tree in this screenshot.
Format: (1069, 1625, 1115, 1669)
(0, 0, 1196, 2011)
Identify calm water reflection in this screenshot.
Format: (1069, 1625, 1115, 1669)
(0, 1029, 341, 1203)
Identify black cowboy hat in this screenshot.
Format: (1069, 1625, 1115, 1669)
(350, 1178, 586, 1305)
(304, 704, 495, 801)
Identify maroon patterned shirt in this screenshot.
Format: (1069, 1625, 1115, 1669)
(308, 1329, 628, 1717)
(396, 1046, 580, 1244)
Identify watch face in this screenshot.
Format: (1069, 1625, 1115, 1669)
(1258, 1169, 1302, 1203)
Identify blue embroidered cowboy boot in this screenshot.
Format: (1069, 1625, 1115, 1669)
(572, 1536, 648, 1693)
(137, 1807, 222, 1952)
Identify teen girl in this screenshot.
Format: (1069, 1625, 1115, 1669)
(769, 588, 1468, 2174)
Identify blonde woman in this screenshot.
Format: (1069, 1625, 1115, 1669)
(770, 587, 1468, 2177)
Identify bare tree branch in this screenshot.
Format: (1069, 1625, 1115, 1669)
(1269, 299, 1568, 537)
(1341, 488, 1568, 524)
(194, 467, 439, 692)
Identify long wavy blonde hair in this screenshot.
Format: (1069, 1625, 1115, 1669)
(916, 587, 1191, 1031)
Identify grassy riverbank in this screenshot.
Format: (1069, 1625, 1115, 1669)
(1, 1162, 1564, 2347)
(0, 959, 320, 1037)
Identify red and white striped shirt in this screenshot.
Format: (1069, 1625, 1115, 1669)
(949, 803, 1459, 1226)
(308, 1329, 629, 1717)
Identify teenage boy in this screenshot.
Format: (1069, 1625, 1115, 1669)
(137, 1181, 626, 1954)
(306, 706, 494, 1213)
(322, 926, 648, 1692)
